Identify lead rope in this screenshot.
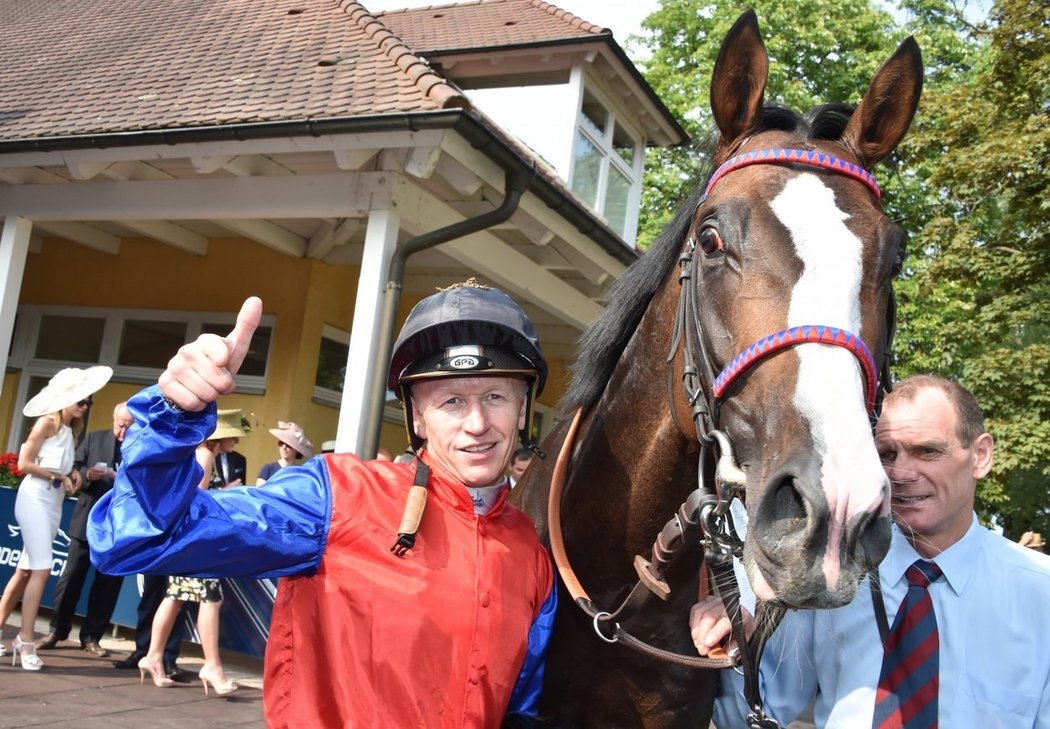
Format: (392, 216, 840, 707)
(546, 408, 740, 670)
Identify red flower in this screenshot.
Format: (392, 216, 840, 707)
(0, 451, 23, 487)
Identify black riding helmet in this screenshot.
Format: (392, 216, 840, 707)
(388, 280, 548, 452)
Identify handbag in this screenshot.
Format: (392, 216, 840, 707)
(36, 444, 65, 473)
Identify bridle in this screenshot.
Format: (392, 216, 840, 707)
(547, 148, 893, 729)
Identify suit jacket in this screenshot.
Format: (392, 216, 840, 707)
(72, 429, 120, 541)
(212, 450, 247, 488)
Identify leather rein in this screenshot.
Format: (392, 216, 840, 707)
(545, 148, 890, 729)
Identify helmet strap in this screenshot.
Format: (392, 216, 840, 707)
(391, 458, 430, 557)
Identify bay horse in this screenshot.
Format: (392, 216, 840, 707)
(514, 10, 922, 728)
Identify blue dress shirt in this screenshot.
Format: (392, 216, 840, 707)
(714, 517, 1050, 728)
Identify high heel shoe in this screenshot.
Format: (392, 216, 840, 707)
(12, 635, 44, 670)
(138, 656, 174, 688)
(199, 664, 239, 697)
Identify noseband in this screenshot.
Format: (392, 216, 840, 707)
(547, 149, 892, 729)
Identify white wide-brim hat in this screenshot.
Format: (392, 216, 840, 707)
(269, 421, 312, 458)
(208, 409, 251, 440)
(23, 366, 113, 418)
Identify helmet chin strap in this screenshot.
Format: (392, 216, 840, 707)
(521, 433, 546, 460)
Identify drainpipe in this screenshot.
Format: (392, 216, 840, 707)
(361, 164, 535, 458)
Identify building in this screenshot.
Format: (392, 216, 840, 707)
(0, 0, 686, 471)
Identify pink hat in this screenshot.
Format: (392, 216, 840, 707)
(269, 421, 312, 458)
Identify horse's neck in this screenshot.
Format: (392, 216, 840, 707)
(570, 279, 698, 561)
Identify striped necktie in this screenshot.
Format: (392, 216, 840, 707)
(872, 560, 943, 729)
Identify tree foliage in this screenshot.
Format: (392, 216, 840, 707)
(896, 0, 1050, 538)
(635, 0, 1050, 539)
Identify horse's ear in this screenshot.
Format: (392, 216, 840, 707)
(710, 10, 768, 146)
(841, 37, 924, 168)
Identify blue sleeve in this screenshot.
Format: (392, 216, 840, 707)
(88, 385, 331, 579)
(505, 582, 558, 717)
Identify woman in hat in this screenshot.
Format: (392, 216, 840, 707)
(203, 409, 249, 489)
(0, 365, 112, 670)
(135, 421, 239, 695)
(255, 421, 312, 486)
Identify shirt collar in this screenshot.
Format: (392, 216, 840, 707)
(883, 513, 982, 596)
(417, 451, 509, 517)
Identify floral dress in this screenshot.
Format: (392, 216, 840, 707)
(166, 575, 222, 603)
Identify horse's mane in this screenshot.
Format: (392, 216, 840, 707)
(560, 102, 857, 413)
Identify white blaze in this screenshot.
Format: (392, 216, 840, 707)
(770, 175, 888, 589)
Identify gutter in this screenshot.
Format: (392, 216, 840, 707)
(361, 165, 534, 458)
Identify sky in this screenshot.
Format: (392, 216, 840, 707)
(363, 0, 658, 48)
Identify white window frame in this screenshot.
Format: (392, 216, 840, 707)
(567, 66, 645, 245)
(312, 323, 350, 407)
(7, 304, 276, 451)
(312, 323, 404, 424)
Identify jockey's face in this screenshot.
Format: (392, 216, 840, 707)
(410, 376, 527, 489)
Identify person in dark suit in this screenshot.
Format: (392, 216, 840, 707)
(36, 402, 133, 656)
(110, 574, 189, 681)
(207, 409, 249, 489)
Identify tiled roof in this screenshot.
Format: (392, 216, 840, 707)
(0, 0, 466, 141)
(378, 0, 610, 53)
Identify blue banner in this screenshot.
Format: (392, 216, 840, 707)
(0, 486, 274, 657)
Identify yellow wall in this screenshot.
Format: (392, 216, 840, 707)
(1, 234, 572, 470)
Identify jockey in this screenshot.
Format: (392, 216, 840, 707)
(88, 281, 557, 728)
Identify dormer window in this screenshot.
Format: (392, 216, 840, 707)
(570, 88, 642, 243)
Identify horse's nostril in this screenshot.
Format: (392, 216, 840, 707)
(848, 509, 891, 570)
(766, 474, 808, 528)
(752, 473, 814, 565)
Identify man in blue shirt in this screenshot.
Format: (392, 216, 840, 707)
(691, 375, 1050, 727)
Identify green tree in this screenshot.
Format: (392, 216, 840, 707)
(896, 0, 1050, 539)
(635, 0, 900, 245)
(636, 2, 1050, 539)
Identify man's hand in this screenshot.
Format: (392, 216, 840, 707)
(159, 297, 262, 411)
(690, 596, 755, 657)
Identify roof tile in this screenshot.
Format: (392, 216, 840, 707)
(0, 0, 467, 140)
(377, 0, 610, 53)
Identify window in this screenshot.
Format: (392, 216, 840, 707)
(119, 320, 186, 368)
(314, 325, 349, 406)
(569, 88, 642, 243)
(35, 315, 104, 362)
(6, 305, 275, 452)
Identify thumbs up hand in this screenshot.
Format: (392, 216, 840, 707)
(159, 297, 262, 412)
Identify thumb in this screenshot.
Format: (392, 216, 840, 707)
(224, 297, 262, 376)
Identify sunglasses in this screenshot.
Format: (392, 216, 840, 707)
(77, 397, 93, 407)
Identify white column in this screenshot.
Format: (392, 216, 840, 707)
(335, 209, 399, 456)
(0, 217, 32, 397)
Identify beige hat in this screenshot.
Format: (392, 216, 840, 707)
(209, 409, 251, 440)
(269, 421, 312, 458)
(23, 366, 113, 417)
(1019, 531, 1045, 550)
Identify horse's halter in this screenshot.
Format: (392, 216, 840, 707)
(667, 147, 891, 728)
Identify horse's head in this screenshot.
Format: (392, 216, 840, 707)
(686, 11, 922, 608)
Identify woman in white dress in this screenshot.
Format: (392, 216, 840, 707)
(0, 366, 112, 670)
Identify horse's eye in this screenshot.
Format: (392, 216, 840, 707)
(891, 248, 905, 277)
(698, 227, 725, 256)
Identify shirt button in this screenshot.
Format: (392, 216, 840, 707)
(480, 591, 490, 607)
(469, 671, 481, 685)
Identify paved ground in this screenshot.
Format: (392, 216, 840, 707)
(2, 609, 814, 728)
(0, 609, 264, 728)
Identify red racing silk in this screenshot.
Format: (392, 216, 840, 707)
(264, 453, 555, 727)
(88, 386, 555, 728)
